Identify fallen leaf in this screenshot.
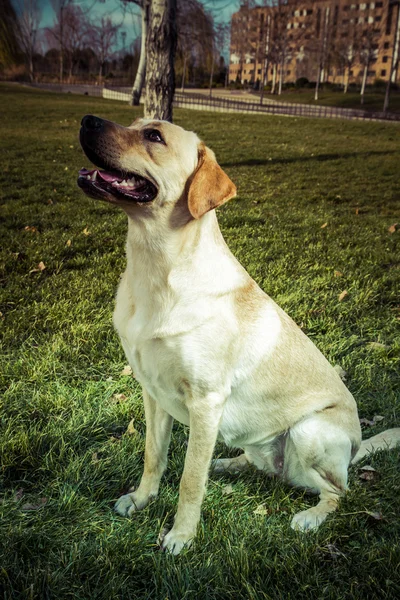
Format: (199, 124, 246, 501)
(24, 225, 37, 233)
(334, 270, 343, 277)
(125, 419, 138, 436)
(111, 393, 127, 404)
(321, 222, 328, 229)
(66, 239, 72, 247)
(22, 498, 47, 511)
(82, 227, 90, 236)
(325, 543, 347, 560)
(14, 488, 24, 501)
(120, 365, 133, 376)
(366, 511, 384, 520)
(338, 290, 348, 302)
(359, 466, 379, 481)
(221, 484, 233, 496)
(333, 365, 347, 381)
(388, 223, 398, 234)
(366, 342, 387, 350)
(29, 261, 46, 274)
(253, 504, 268, 516)
(355, 208, 359, 215)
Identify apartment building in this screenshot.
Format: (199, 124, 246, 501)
(229, 0, 400, 87)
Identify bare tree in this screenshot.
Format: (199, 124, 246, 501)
(123, 0, 150, 105)
(16, 0, 41, 81)
(0, 0, 22, 68)
(384, 0, 400, 112)
(314, 6, 331, 101)
(144, 0, 177, 121)
(87, 16, 119, 82)
(63, 4, 89, 82)
(48, 0, 72, 83)
(358, 21, 381, 105)
(176, 0, 214, 93)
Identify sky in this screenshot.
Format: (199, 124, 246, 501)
(30, 0, 241, 53)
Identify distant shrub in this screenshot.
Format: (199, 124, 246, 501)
(295, 77, 309, 88)
(373, 78, 386, 88)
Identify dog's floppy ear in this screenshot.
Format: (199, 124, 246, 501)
(188, 144, 236, 219)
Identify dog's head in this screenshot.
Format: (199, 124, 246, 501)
(78, 116, 236, 220)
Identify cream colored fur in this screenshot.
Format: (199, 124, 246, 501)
(79, 117, 400, 555)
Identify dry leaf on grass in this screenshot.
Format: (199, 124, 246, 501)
(66, 239, 72, 247)
(366, 510, 384, 520)
(333, 365, 347, 381)
(221, 484, 234, 496)
(366, 342, 387, 350)
(359, 465, 379, 481)
(24, 226, 37, 233)
(388, 223, 398, 234)
(82, 227, 90, 236)
(338, 290, 348, 302)
(253, 504, 268, 516)
(334, 270, 343, 277)
(30, 261, 46, 274)
(359, 415, 384, 427)
(22, 497, 47, 511)
(125, 419, 138, 436)
(321, 222, 328, 229)
(111, 393, 127, 404)
(120, 365, 133, 376)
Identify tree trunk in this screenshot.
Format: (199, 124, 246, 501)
(315, 63, 321, 101)
(28, 51, 34, 82)
(271, 63, 277, 94)
(131, 0, 149, 106)
(181, 53, 187, 92)
(144, 0, 177, 122)
(209, 52, 214, 99)
(344, 67, 349, 93)
(278, 52, 284, 95)
(360, 63, 368, 105)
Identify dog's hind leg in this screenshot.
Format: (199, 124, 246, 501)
(284, 413, 357, 531)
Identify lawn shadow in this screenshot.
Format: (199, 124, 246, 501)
(221, 150, 396, 168)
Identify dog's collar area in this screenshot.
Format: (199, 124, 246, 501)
(78, 167, 157, 203)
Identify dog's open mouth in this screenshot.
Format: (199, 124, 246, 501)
(77, 167, 158, 203)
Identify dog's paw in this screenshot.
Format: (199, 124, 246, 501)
(158, 527, 194, 555)
(114, 493, 139, 517)
(290, 508, 326, 531)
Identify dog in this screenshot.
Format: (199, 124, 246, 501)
(78, 114, 400, 555)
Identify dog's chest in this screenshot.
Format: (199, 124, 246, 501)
(114, 293, 191, 424)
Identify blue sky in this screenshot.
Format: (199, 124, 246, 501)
(32, 0, 240, 51)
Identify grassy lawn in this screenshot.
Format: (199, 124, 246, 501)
(1, 83, 400, 599)
(261, 88, 400, 114)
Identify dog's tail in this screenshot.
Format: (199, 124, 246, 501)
(351, 428, 400, 464)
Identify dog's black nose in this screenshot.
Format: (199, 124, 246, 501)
(81, 114, 103, 131)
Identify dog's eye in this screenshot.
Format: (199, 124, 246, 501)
(144, 129, 165, 144)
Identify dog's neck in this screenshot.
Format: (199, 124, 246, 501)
(124, 210, 246, 307)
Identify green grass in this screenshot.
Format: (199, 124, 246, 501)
(263, 88, 400, 113)
(1, 82, 400, 599)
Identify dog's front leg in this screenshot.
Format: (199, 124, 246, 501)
(159, 393, 224, 555)
(115, 389, 173, 517)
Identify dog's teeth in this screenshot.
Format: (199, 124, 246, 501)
(91, 172, 97, 181)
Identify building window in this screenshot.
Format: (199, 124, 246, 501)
(381, 70, 386, 76)
(376, 1, 383, 7)
(384, 42, 390, 49)
(367, 70, 376, 76)
(383, 56, 388, 63)
(287, 70, 291, 75)
(375, 16, 381, 22)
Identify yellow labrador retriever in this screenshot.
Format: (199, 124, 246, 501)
(78, 115, 400, 555)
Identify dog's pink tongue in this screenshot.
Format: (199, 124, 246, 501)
(79, 168, 121, 183)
